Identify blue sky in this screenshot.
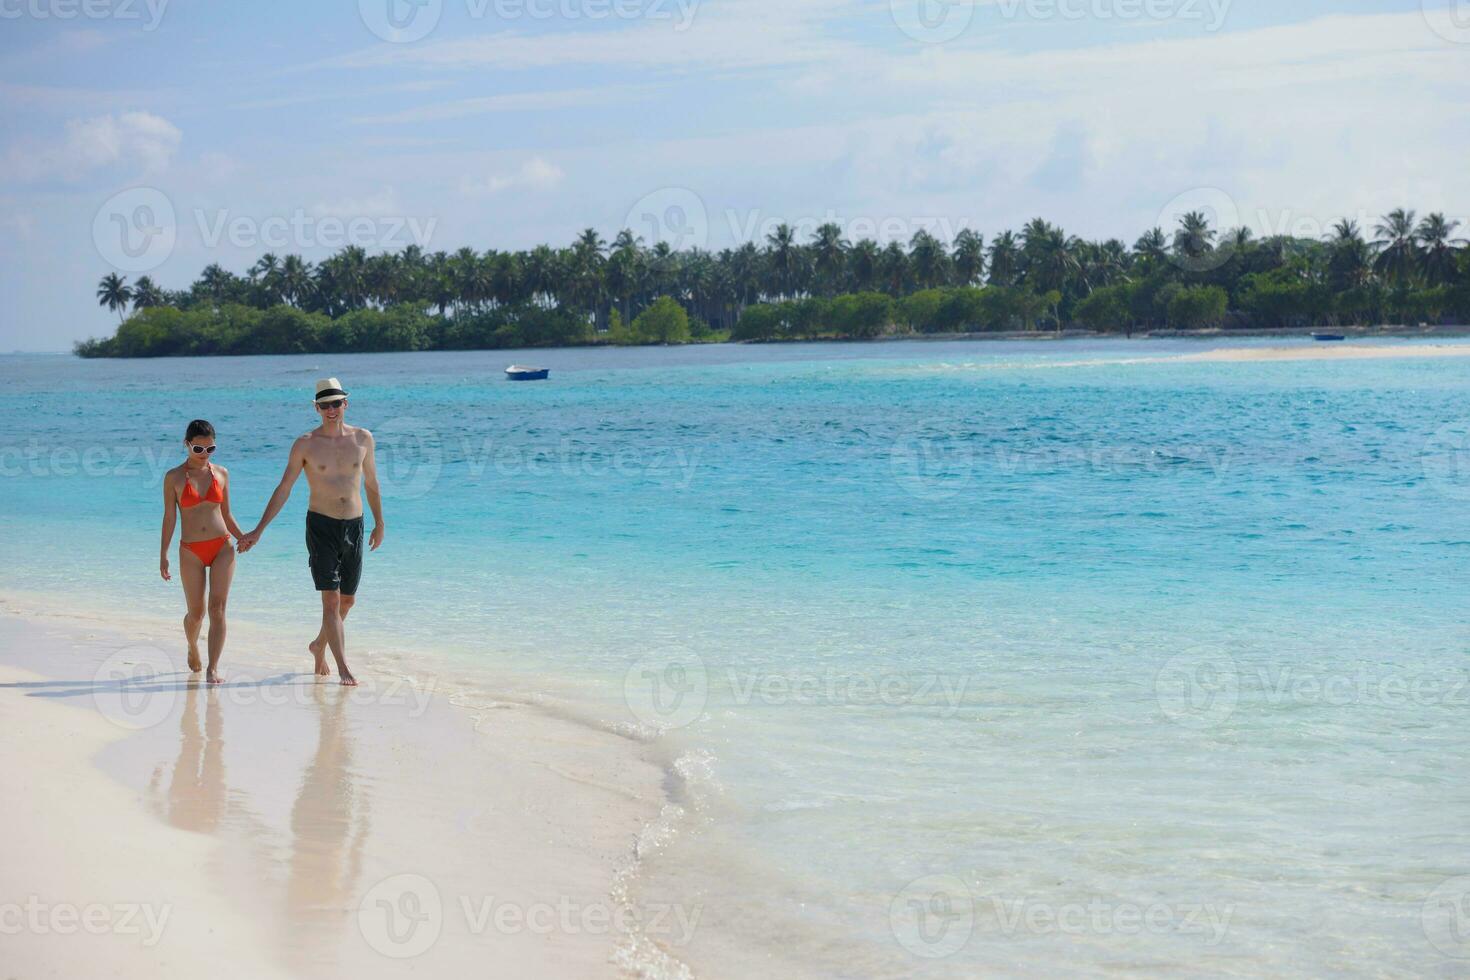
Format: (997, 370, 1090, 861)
(1, 0, 1467, 350)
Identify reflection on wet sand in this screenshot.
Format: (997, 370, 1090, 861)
(284, 684, 371, 974)
(146, 678, 372, 977)
(152, 682, 228, 833)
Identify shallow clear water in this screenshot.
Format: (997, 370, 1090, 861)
(2, 339, 1468, 977)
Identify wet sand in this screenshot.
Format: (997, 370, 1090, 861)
(0, 600, 684, 978)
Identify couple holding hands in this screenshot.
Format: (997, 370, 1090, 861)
(159, 378, 384, 686)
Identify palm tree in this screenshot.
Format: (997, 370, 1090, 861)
(810, 222, 848, 296)
(1029, 228, 1081, 327)
(131, 275, 165, 310)
(848, 239, 881, 293)
(605, 232, 644, 325)
(765, 224, 802, 300)
(1133, 228, 1168, 271)
(279, 254, 314, 308)
(878, 241, 909, 295)
(987, 231, 1020, 287)
(566, 228, 607, 326)
(728, 242, 763, 309)
(249, 252, 280, 283)
(1416, 212, 1466, 286)
(425, 251, 455, 315)
(1076, 239, 1129, 292)
(492, 251, 524, 307)
(951, 229, 985, 287)
(97, 273, 132, 322)
(522, 245, 560, 308)
(908, 230, 950, 290)
(1372, 208, 1420, 286)
(1172, 211, 1217, 267)
(365, 252, 404, 309)
(1326, 220, 1373, 291)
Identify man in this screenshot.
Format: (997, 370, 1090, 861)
(238, 378, 384, 686)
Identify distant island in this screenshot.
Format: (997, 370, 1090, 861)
(81, 210, 1469, 357)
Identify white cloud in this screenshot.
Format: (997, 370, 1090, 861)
(460, 157, 565, 196)
(0, 111, 181, 183)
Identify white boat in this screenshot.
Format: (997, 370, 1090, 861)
(505, 365, 549, 381)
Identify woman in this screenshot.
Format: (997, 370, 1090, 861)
(160, 420, 244, 684)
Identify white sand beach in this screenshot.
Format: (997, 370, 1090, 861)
(1183, 342, 1470, 363)
(0, 597, 685, 979)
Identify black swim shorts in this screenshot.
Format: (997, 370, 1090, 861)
(306, 510, 365, 596)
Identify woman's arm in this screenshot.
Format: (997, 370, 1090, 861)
(219, 467, 245, 541)
(160, 471, 177, 581)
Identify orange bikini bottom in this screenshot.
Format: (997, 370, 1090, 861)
(183, 536, 230, 566)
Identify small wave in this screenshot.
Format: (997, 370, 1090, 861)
(610, 747, 719, 980)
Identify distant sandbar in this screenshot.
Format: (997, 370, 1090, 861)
(1182, 343, 1470, 363)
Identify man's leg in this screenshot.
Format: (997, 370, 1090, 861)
(308, 594, 353, 674)
(318, 590, 357, 686)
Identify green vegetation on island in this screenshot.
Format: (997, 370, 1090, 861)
(81, 210, 1470, 357)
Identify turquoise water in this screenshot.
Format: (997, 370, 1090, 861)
(3, 340, 1469, 977)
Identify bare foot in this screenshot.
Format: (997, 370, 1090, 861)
(188, 647, 202, 673)
(206, 668, 223, 685)
(308, 638, 330, 676)
(338, 669, 358, 687)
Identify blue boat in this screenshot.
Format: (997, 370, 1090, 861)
(1312, 333, 1346, 342)
(505, 365, 550, 381)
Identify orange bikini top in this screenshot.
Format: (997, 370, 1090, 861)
(180, 465, 224, 509)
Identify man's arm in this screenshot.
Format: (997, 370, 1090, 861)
(238, 437, 307, 552)
(362, 429, 385, 551)
(218, 467, 246, 541)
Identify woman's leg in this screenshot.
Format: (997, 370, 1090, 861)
(204, 546, 235, 684)
(179, 547, 206, 672)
